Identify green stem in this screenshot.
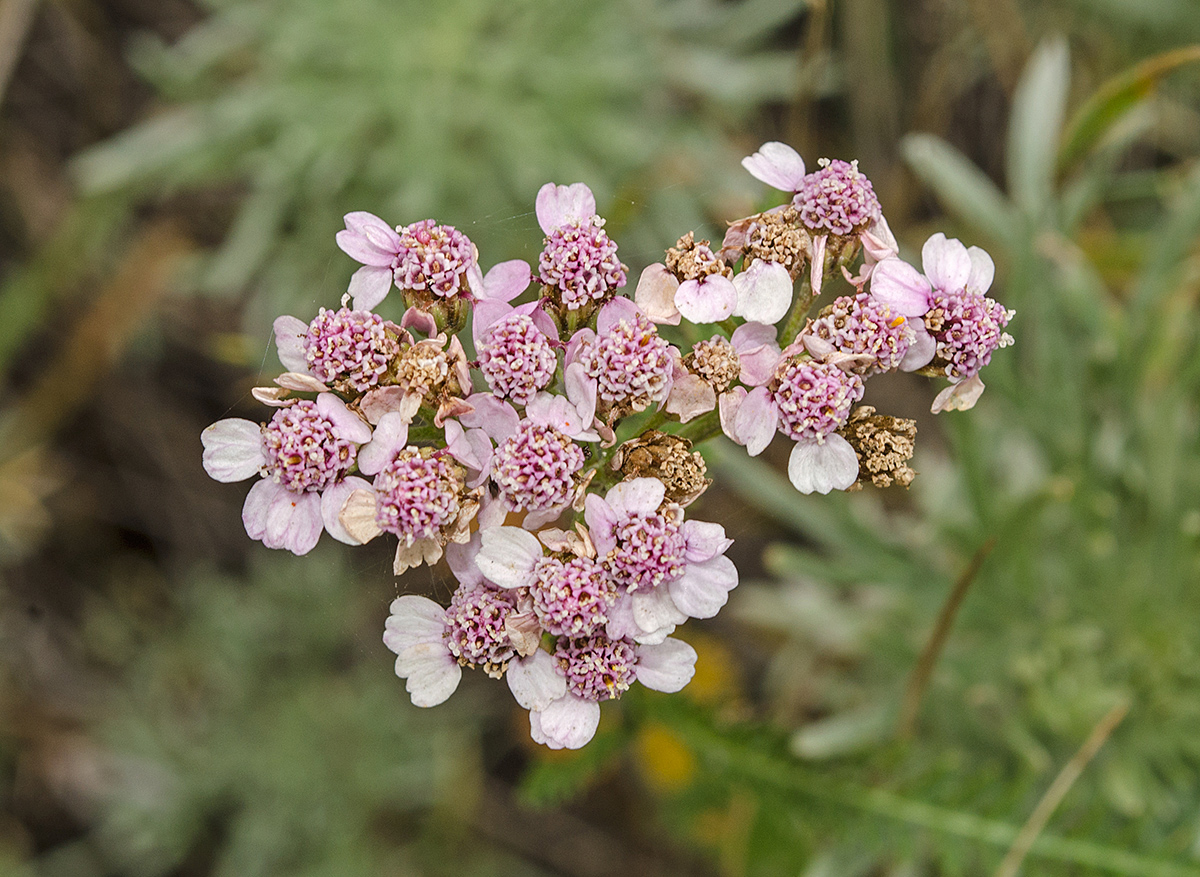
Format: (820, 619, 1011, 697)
(781, 275, 815, 344)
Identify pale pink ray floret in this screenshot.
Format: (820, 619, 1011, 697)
(200, 393, 372, 555)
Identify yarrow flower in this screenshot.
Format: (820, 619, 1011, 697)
(474, 302, 559, 406)
(802, 291, 926, 375)
(536, 183, 627, 316)
(201, 393, 372, 555)
(202, 149, 1014, 750)
(795, 158, 881, 237)
(572, 298, 675, 418)
(870, 232, 1014, 412)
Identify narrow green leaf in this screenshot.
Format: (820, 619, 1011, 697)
(1059, 44, 1200, 172)
(901, 134, 1019, 251)
(1007, 37, 1071, 220)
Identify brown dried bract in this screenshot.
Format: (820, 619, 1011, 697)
(838, 405, 917, 490)
(684, 336, 741, 392)
(665, 231, 733, 282)
(745, 206, 812, 280)
(612, 430, 711, 506)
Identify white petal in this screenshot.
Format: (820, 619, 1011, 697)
(733, 387, 778, 456)
(869, 257, 932, 317)
(681, 520, 732, 563)
(533, 695, 601, 749)
(316, 393, 372, 444)
(394, 643, 461, 707)
(383, 595, 447, 654)
(635, 638, 698, 693)
(632, 585, 686, 638)
(668, 555, 738, 618)
(320, 476, 372, 544)
(535, 182, 596, 234)
(201, 419, 266, 482)
(810, 234, 827, 298)
(932, 374, 986, 413)
(262, 489, 322, 556)
(732, 259, 793, 324)
(675, 275, 737, 324)
(476, 527, 544, 588)
(921, 233, 971, 293)
(899, 320, 936, 372)
(605, 477, 666, 518)
(787, 435, 859, 495)
(507, 650, 567, 711)
(338, 488, 382, 544)
(241, 477, 281, 541)
(741, 141, 807, 191)
(357, 412, 409, 475)
(348, 265, 394, 311)
(966, 245, 995, 294)
(480, 259, 531, 303)
(633, 263, 681, 326)
(273, 316, 310, 373)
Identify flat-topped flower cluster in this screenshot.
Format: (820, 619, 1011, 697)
(200, 142, 1013, 748)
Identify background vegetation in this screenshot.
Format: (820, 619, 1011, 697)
(2, 0, 1199, 874)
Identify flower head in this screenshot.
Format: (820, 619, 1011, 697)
(491, 421, 586, 514)
(303, 307, 399, 391)
(772, 358, 864, 443)
(531, 556, 617, 637)
(554, 633, 639, 702)
(794, 159, 881, 236)
(445, 583, 519, 678)
(804, 292, 915, 375)
(477, 310, 559, 405)
(394, 219, 478, 299)
(373, 448, 465, 545)
(536, 183, 626, 313)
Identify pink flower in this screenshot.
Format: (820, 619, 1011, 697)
(467, 391, 598, 529)
(336, 212, 481, 310)
(801, 291, 925, 374)
(722, 356, 864, 495)
(200, 393, 372, 555)
(472, 300, 560, 406)
(571, 299, 676, 416)
(584, 478, 737, 644)
(507, 634, 697, 750)
(536, 183, 627, 311)
(273, 307, 401, 393)
(870, 233, 1013, 412)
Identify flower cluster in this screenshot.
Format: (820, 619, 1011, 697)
(201, 146, 1013, 748)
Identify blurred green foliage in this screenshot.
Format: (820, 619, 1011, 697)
(71, 0, 806, 334)
(80, 549, 483, 877)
